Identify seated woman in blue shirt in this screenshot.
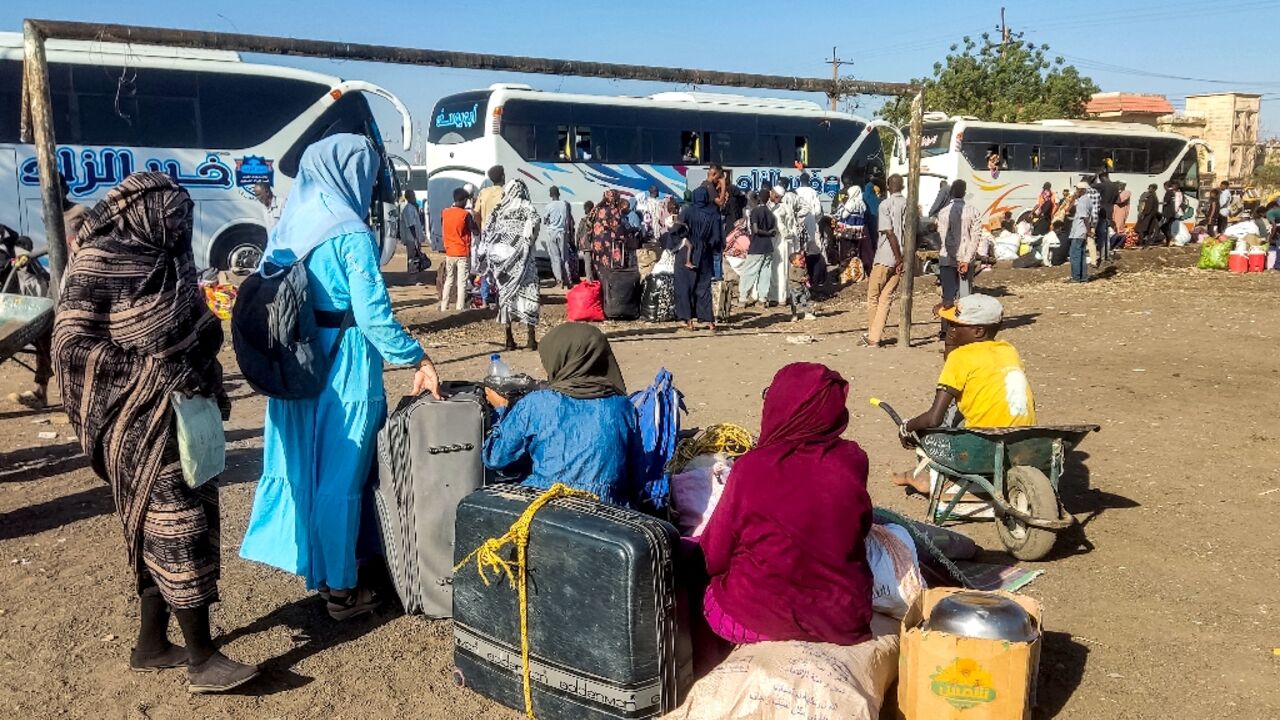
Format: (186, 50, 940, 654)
(482, 323, 640, 507)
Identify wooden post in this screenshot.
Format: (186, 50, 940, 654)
(24, 20, 67, 294)
(898, 91, 925, 349)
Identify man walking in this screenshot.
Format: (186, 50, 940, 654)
(1068, 181, 1095, 283)
(1092, 171, 1116, 265)
(439, 187, 479, 311)
(400, 189, 427, 273)
(475, 165, 505, 230)
(541, 186, 575, 288)
(863, 174, 909, 348)
(935, 180, 982, 314)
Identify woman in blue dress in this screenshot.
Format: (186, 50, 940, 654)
(240, 134, 442, 620)
(482, 323, 641, 507)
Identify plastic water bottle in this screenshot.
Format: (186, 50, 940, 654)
(488, 353, 512, 379)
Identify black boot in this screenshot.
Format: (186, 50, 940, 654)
(129, 586, 187, 672)
(504, 323, 517, 351)
(175, 605, 258, 694)
(526, 324, 538, 352)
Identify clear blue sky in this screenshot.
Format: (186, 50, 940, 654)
(7, 0, 1280, 155)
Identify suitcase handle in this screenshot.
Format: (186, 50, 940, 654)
(428, 443, 475, 454)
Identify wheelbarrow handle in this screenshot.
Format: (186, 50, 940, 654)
(869, 398, 905, 427)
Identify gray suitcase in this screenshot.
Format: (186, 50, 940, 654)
(374, 382, 489, 617)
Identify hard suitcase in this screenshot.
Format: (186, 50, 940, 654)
(602, 267, 642, 320)
(373, 382, 489, 617)
(452, 485, 693, 719)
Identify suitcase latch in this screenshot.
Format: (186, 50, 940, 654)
(428, 443, 475, 454)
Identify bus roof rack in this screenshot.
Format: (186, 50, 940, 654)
(647, 91, 823, 111)
(489, 83, 536, 91)
(0, 31, 242, 62)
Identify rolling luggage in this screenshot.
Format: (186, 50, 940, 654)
(373, 382, 489, 617)
(602, 267, 642, 320)
(452, 485, 693, 719)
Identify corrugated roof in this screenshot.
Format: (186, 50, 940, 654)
(1086, 93, 1174, 115)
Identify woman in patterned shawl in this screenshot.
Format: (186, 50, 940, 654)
(475, 179, 542, 350)
(589, 189, 630, 274)
(53, 172, 258, 693)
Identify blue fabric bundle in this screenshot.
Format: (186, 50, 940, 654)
(630, 368, 685, 512)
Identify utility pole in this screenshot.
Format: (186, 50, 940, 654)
(998, 7, 1010, 56)
(826, 46, 853, 111)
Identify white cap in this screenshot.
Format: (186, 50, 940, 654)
(939, 294, 1004, 326)
(773, 184, 787, 196)
(1075, 181, 1090, 190)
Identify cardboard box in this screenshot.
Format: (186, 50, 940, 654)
(897, 588, 1043, 720)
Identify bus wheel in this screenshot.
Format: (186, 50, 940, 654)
(213, 226, 266, 275)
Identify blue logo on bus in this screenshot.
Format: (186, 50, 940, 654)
(434, 103, 480, 130)
(235, 156, 275, 189)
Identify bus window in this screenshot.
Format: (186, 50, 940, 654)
(794, 136, 809, 166)
(1173, 147, 1199, 197)
(1004, 144, 1032, 171)
(501, 123, 536, 159)
(601, 126, 640, 164)
(280, 92, 380, 178)
(574, 129, 593, 161)
(1037, 146, 1061, 171)
(557, 127, 571, 160)
(680, 131, 701, 162)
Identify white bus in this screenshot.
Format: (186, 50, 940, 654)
(424, 84, 898, 247)
(894, 114, 1207, 227)
(0, 33, 412, 271)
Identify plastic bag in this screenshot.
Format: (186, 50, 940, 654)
(565, 280, 605, 322)
(1197, 238, 1229, 269)
(202, 282, 237, 321)
(670, 454, 733, 538)
(171, 392, 225, 488)
(866, 523, 926, 619)
(1171, 222, 1190, 247)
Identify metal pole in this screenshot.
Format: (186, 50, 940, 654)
(898, 91, 924, 350)
(24, 20, 68, 294)
(30, 19, 918, 98)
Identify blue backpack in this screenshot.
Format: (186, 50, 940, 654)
(629, 368, 685, 513)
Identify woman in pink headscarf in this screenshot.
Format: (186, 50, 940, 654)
(699, 362, 874, 646)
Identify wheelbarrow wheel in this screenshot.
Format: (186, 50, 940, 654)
(996, 466, 1059, 561)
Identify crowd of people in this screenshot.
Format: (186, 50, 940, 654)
(5, 123, 1275, 702)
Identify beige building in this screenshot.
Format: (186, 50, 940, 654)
(1181, 93, 1261, 184)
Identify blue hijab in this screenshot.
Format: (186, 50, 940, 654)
(261, 133, 378, 267)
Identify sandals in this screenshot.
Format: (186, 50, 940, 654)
(129, 644, 188, 672)
(326, 587, 380, 621)
(187, 652, 260, 694)
(8, 388, 46, 410)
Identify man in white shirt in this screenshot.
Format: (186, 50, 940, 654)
(1218, 181, 1233, 230)
(864, 174, 909, 347)
(399, 189, 427, 273)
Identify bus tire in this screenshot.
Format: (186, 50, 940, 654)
(212, 225, 267, 275)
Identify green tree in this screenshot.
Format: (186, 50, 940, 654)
(876, 33, 1099, 127)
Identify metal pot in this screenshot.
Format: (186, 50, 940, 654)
(925, 592, 1038, 643)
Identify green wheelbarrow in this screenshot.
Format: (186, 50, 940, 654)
(873, 399, 1099, 561)
(1, 252, 55, 371)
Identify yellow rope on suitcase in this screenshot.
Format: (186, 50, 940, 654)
(666, 422, 755, 474)
(454, 483, 597, 719)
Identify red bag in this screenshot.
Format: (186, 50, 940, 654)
(566, 280, 605, 322)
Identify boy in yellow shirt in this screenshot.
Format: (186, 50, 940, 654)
(893, 294, 1035, 493)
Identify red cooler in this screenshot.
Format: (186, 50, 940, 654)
(1228, 253, 1249, 274)
(1248, 251, 1266, 273)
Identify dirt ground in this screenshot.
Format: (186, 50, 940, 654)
(1, 246, 1277, 720)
